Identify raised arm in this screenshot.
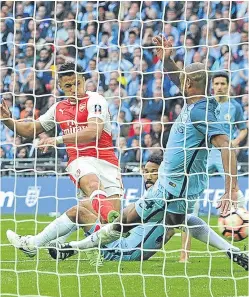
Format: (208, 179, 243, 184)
(0, 99, 45, 138)
(153, 35, 182, 90)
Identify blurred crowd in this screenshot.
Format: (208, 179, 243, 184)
(0, 1, 248, 170)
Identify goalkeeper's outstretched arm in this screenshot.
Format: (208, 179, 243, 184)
(0, 99, 45, 138)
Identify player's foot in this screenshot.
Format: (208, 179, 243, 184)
(227, 249, 248, 271)
(48, 242, 77, 260)
(48, 242, 104, 267)
(179, 252, 190, 263)
(107, 210, 120, 223)
(179, 258, 190, 263)
(6, 230, 37, 257)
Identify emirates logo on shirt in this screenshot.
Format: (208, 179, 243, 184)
(79, 102, 86, 112)
(63, 124, 86, 135)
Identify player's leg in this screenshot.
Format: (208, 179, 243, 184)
(58, 182, 168, 251)
(79, 174, 119, 223)
(48, 205, 104, 266)
(179, 231, 191, 263)
(71, 157, 122, 223)
(104, 223, 171, 262)
(166, 196, 248, 270)
(186, 214, 239, 251)
(6, 201, 95, 256)
(179, 199, 199, 263)
(186, 214, 248, 270)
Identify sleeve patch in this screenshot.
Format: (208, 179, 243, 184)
(94, 104, 102, 114)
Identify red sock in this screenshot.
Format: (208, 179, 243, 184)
(92, 194, 115, 221)
(94, 224, 101, 232)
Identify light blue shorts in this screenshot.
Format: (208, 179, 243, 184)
(86, 220, 164, 261)
(135, 181, 198, 222)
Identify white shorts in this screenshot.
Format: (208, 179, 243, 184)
(67, 157, 123, 197)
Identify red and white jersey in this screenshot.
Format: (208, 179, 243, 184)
(39, 91, 118, 166)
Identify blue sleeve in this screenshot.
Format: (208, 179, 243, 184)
(234, 102, 247, 130)
(191, 100, 228, 142)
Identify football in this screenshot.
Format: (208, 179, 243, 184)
(218, 208, 249, 241)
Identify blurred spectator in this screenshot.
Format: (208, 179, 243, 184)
(3, 94, 20, 119)
(109, 96, 132, 123)
(137, 133, 157, 165)
(16, 146, 29, 158)
(104, 78, 118, 99)
(0, 1, 247, 169)
(117, 137, 137, 165)
(129, 91, 142, 120)
(127, 122, 146, 147)
(20, 97, 40, 120)
(171, 103, 182, 121)
(142, 89, 163, 121)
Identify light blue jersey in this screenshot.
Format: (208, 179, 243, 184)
(159, 98, 227, 198)
(208, 99, 246, 175)
(216, 99, 246, 140)
(135, 98, 228, 218)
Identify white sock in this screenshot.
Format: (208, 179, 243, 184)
(237, 190, 246, 208)
(70, 224, 121, 249)
(30, 213, 77, 247)
(186, 215, 239, 252)
(49, 225, 78, 244)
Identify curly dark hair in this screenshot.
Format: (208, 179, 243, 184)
(58, 62, 84, 79)
(147, 152, 163, 166)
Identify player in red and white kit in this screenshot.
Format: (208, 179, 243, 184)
(2, 63, 122, 264)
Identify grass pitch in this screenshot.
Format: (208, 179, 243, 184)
(1, 215, 248, 297)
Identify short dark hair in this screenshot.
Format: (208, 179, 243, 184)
(58, 62, 84, 79)
(26, 96, 34, 104)
(147, 152, 163, 166)
(212, 71, 229, 84)
(129, 30, 136, 36)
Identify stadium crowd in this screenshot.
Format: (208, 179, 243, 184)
(0, 1, 248, 171)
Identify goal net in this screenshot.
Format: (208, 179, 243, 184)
(1, 1, 248, 297)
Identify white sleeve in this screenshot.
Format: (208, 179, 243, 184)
(38, 103, 57, 131)
(87, 92, 108, 122)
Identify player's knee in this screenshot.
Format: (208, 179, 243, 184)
(66, 205, 86, 224)
(66, 206, 78, 223)
(80, 177, 103, 197)
(79, 174, 102, 194)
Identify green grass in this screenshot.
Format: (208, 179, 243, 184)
(1, 215, 248, 297)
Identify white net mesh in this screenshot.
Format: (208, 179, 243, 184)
(1, 1, 249, 297)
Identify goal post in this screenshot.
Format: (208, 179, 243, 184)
(1, 1, 248, 297)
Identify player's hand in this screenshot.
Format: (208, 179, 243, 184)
(0, 99, 11, 119)
(231, 139, 240, 148)
(153, 35, 173, 61)
(38, 137, 56, 154)
(216, 190, 238, 215)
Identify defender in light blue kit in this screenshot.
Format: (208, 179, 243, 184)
(208, 72, 247, 177)
(136, 96, 227, 221)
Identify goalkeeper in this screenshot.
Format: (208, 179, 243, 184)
(48, 36, 248, 271)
